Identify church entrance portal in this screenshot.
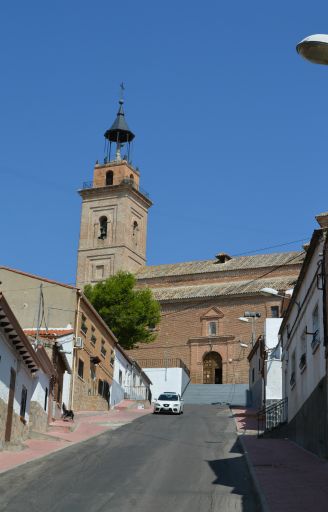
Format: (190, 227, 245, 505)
(203, 352, 222, 384)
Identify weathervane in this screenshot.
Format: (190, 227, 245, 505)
(120, 82, 125, 102)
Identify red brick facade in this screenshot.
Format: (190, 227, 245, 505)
(130, 260, 303, 384)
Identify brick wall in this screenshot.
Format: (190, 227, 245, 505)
(129, 295, 285, 385)
(93, 162, 140, 189)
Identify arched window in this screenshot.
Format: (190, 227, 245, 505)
(106, 171, 113, 186)
(129, 174, 134, 183)
(98, 216, 107, 240)
(132, 221, 139, 246)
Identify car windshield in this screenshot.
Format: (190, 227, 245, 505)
(158, 394, 179, 401)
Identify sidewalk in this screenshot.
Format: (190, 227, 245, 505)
(0, 401, 151, 474)
(231, 408, 328, 512)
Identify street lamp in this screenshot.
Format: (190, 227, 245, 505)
(296, 34, 328, 65)
(238, 311, 261, 346)
(260, 287, 301, 310)
(260, 287, 292, 298)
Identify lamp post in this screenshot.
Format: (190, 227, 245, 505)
(295, 38, 328, 458)
(296, 34, 328, 65)
(238, 311, 261, 346)
(260, 287, 301, 311)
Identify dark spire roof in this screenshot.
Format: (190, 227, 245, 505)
(104, 99, 135, 143)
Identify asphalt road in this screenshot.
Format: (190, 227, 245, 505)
(0, 405, 261, 512)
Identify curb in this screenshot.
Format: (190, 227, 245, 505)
(238, 434, 271, 512)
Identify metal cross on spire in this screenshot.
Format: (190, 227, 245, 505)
(120, 82, 125, 101)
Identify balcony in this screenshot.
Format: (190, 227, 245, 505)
(82, 178, 150, 198)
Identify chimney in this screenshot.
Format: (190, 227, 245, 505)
(215, 252, 232, 264)
(315, 211, 328, 229)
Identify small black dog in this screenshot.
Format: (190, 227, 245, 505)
(62, 402, 74, 421)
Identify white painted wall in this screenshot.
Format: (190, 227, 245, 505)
(143, 367, 190, 399)
(265, 319, 282, 349)
(281, 240, 326, 421)
(0, 331, 34, 422)
(31, 371, 50, 412)
(59, 334, 74, 408)
(266, 359, 282, 401)
(110, 349, 128, 407)
(0, 331, 17, 405)
(265, 318, 282, 403)
(110, 349, 152, 406)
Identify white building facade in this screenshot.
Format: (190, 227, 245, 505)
(265, 318, 283, 405)
(110, 345, 152, 407)
(0, 293, 52, 447)
(280, 225, 327, 457)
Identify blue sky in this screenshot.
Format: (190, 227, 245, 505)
(1, 1, 328, 285)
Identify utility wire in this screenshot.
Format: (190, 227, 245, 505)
(159, 251, 304, 319)
(0, 241, 305, 294)
(231, 238, 308, 256)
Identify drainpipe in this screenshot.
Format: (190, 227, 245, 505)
(70, 290, 81, 410)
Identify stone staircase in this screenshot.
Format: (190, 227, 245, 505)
(182, 384, 250, 406)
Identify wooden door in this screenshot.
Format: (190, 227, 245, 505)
(5, 368, 16, 442)
(203, 352, 222, 384)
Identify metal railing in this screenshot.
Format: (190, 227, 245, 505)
(134, 358, 190, 377)
(257, 397, 288, 437)
(83, 181, 93, 189)
(123, 385, 151, 401)
(120, 178, 150, 198)
(81, 178, 150, 198)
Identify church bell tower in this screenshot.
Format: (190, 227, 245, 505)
(76, 93, 152, 289)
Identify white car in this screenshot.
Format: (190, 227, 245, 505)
(153, 393, 184, 414)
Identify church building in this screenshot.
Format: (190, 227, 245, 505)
(76, 97, 304, 385)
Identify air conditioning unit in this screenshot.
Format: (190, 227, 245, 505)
(74, 337, 84, 349)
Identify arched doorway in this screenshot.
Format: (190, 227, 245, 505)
(203, 352, 222, 384)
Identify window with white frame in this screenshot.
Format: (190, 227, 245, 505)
(207, 321, 217, 336)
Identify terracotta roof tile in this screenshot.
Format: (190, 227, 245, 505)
(24, 329, 74, 338)
(136, 251, 304, 280)
(151, 275, 298, 301)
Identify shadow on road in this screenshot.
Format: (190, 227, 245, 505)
(230, 408, 258, 432)
(207, 438, 262, 512)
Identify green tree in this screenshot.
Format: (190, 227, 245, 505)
(84, 272, 161, 350)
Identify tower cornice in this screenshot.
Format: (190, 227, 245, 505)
(78, 182, 153, 208)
